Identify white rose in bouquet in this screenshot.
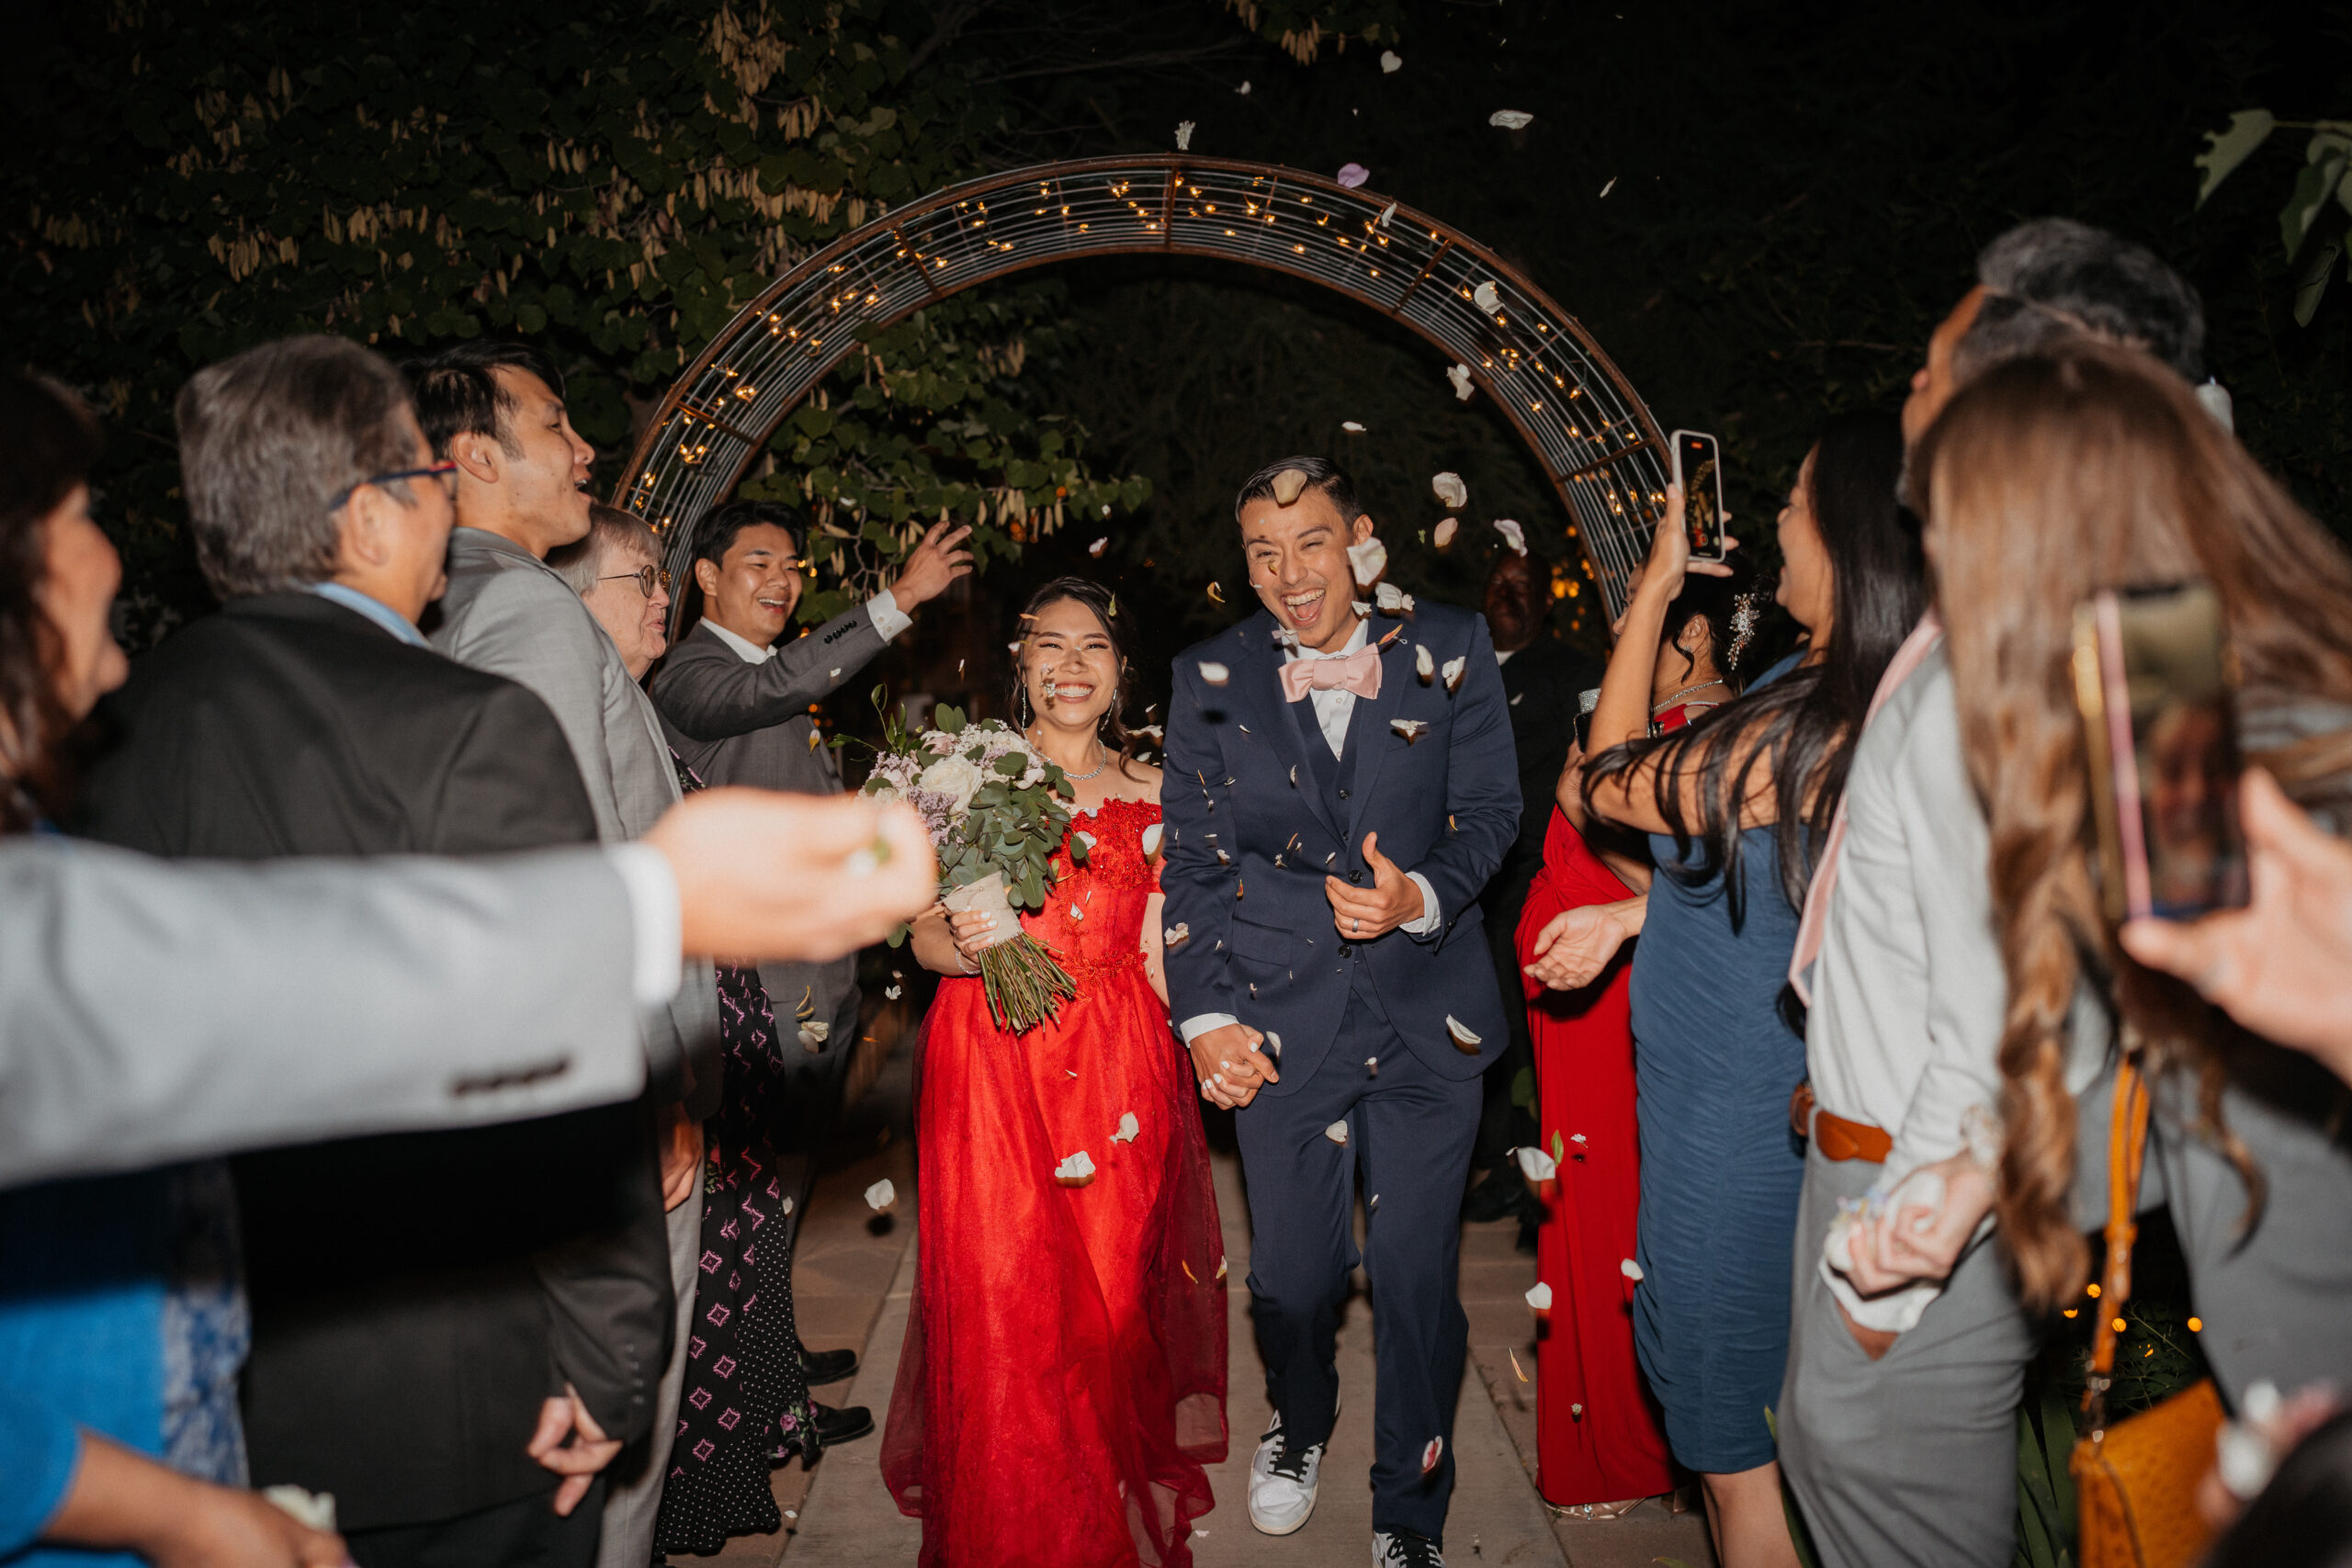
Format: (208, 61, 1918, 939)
(917, 753, 988, 810)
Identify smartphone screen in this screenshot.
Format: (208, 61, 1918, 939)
(1670, 429, 1724, 562)
(2074, 581, 2247, 921)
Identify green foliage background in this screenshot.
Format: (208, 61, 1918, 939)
(6, 0, 2346, 682)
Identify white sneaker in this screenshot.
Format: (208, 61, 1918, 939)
(1372, 1529, 1446, 1567)
(1248, 1408, 1328, 1535)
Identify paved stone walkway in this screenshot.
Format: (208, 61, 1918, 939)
(690, 1015, 1715, 1568)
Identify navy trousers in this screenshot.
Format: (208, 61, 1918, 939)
(1235, 982, 1481, 1542)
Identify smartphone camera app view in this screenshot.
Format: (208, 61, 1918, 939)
(2071, 580, 2249, 922)
(1669, 429, 1724, 562)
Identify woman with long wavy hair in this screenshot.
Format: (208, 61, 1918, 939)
(1577, 410, 1924, 1566)
(1916, 340, 2352, 1398)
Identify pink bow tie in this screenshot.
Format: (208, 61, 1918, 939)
(1280, 645, 1384, 703)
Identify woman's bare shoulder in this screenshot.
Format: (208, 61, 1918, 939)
(1121, 758, 1164, 803)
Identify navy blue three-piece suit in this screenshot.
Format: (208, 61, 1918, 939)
(1161, 601, 1521, 1542)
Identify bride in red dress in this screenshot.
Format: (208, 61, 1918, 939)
(885, 577, 1227, 1568)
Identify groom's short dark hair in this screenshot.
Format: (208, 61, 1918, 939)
(1233, 456, 1366, 525)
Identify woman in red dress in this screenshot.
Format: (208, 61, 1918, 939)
(1514, 572, 1752, 1515)
(884, 577, 1227, 1568)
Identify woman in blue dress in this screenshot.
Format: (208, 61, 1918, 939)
(1577, 412, 1923, 1566)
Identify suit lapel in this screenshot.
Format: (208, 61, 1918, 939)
(1340, 626, 1415, 847)
(1230, 615, 1345, 844)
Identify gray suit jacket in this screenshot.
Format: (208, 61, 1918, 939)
(0, 840, 652, 1189)
(649, 611, 888, 1040)
(430, 527, 720, 1113)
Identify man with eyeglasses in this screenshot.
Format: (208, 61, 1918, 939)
(405, 339, 726, 1568)
(77, 335, 673, 1568)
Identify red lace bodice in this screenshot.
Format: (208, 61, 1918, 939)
(1014, 795, 1161, 989)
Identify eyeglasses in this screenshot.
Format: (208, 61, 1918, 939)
(599, 564, 673, 597)
(328, 461, 459, 512)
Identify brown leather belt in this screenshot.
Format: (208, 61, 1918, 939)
(1788, 1082, 1892, 1165)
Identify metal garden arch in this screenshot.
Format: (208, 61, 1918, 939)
(617, 153, 1670, 618)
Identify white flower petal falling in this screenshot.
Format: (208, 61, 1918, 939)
(1198, 661, 1230, 686)
(1446, 362, 1475, 401)
(1347, 536, 1388, 586)
(865, 1179, 896, 1211)
(1514, 1145, 1559, 1181)
(1112, 1112, 1140, 1145)
(1379, 49, 1402, 72)
(1325, 1120, 1350, 1145)
(1433, 517, 1458, 548)
(1489, 108, 1534, 130)
(1430, 470, 1468, 508)
(1493, 518, 1527, 557)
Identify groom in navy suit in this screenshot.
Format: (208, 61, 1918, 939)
(1162, 457, 1519, 1568)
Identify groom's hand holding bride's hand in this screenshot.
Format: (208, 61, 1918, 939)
(1325, 832, 1423, 942)
(1191, 1023, 1277, 1110)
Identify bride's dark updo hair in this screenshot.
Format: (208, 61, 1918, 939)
(1009, 576, 1150, 777)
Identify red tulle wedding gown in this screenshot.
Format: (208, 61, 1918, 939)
(882, 797, 1228, 1567)
(1516, 805, 1679, 1506)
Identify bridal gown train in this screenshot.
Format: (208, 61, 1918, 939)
(882, 797, 1228, 1568)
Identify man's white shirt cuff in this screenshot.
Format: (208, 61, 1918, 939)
(867, 592, 912, 642)
(1178, 1012, 1238, 1043)
(606, 843, 685, 1008)
(1401, 873, 1441, 936)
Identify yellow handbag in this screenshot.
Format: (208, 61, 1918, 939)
(2068, 1054, 2225, 1568)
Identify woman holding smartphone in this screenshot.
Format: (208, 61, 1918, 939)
(1577, 412, 1921, 1567)
(1883, 342, 2352, 1407)
(1513, 564, 1753, 1517)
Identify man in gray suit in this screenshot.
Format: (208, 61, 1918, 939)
(647, 497, 968, 1434)
(653, 500, 969, 1076)
(405, 339, 718, 1566)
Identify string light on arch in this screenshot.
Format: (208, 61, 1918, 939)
(616, 154, 1672, 629)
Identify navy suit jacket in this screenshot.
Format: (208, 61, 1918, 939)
(1161, 604, 1521, 1091)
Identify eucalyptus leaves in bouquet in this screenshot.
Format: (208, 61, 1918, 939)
(862, 694, 1082, 1032)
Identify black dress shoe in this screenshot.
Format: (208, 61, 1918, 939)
(772, 1403, 876, 1464)
(799, 1344, 860, 1385)
(812, 1402, 875, 1445)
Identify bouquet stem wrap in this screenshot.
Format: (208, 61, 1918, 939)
(944, 872, 1077, 1034)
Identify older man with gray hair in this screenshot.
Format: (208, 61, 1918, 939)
(1775, 220, 2211, 1568)
(76, 333, 673, 1568)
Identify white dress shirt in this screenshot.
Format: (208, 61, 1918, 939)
(1176, 616, 1437, 1046)
(703, 592, 910, 664)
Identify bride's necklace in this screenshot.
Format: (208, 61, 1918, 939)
(1031, 728, 1110, 781)
(1653, 678, 1727, 713)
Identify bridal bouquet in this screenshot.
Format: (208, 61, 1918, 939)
(862, 698, 1080, 1033)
